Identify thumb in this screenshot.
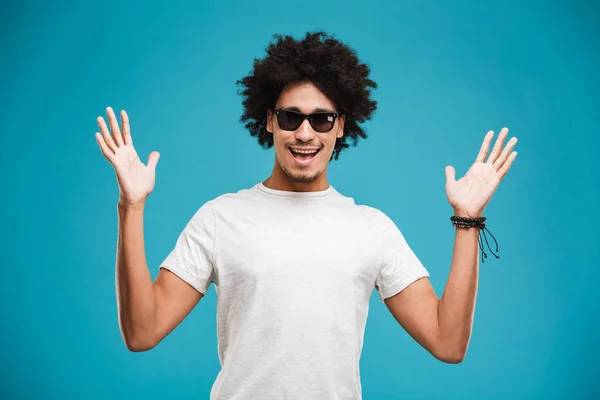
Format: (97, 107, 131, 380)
(445, 165, 456, 183)
(147, 151, 160, 170)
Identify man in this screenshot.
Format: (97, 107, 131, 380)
(95, 31, 517, 399)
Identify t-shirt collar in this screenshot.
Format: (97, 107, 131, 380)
(257, 182, 333, 198)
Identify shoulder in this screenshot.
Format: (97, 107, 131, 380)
(189, 184, 262, 219)
(348, 202, 395, 228)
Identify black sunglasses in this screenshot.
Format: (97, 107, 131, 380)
(273, 109, 339, 133)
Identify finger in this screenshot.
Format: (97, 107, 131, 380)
(95, 132, 114, 162)
(445, 165, 456, 184)
(493, 137, 518, 171)
(498, 151, 517, 180)
(121, 110, 133, 146)
(97, 116, 117, 153)
(487, 127, 509, 164)
(475, 131, 494, 163)
(106, 107, 124, 147)
(147, 151, 160, 171)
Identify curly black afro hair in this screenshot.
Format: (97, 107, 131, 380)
(237, 31, 377, 161)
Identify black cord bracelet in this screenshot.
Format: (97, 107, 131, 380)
(450, 216, 499, 263)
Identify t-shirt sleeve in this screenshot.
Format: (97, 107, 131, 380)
(159, 201, 217, 295)
(374, 211, 430, 303)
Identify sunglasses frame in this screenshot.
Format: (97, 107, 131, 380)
(273, 109, 340, 133)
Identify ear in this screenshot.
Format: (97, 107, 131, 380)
(336, 114, 345, 139)
(266, 109, 273, 133)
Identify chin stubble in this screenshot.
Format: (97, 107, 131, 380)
(281, 163, 323, 183)
(278, 145, 329, 184)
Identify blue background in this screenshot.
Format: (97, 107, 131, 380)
(1, 0, 598, 398)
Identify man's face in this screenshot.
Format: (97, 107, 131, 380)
(266, 82, 345, 188)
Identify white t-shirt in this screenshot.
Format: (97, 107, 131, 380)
(160, 182, 430, 399)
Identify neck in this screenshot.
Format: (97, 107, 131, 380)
(264, 162, 330, 192)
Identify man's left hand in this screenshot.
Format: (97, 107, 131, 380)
(445, 127, 518, 218)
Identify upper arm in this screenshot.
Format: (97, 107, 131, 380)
(383, 277, 443, 359)
(374, 209, 439, 355)
(148, 201, 216, 347)
(151, 268, 205, 346)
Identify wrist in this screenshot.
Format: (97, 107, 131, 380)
(118, 198, 146, 212)
(452, 209, 483, 218)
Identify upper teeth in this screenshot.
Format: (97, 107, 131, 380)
(292, 149, 318, 154)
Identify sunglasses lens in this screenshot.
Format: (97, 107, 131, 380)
(310, 113, 335, 132)
(277, 111, 303, 130)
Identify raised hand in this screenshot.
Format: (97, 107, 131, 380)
(96, 107, 160, 206)
(445, 127, 518, 218)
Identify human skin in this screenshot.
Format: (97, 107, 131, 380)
(95, 81, 517, 359)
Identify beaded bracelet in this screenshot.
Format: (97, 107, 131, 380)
(450, 216, 499, 263)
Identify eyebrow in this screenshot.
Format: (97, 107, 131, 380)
(279, 106, 335, 113)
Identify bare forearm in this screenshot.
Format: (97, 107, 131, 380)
(116, 201, 157, 350)
(437, 226, 480, 361)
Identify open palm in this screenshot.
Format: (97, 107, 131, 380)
(445, 128, 518, 218)
(95, 107, 160, 205)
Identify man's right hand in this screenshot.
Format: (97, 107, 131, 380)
(96, 107, 160, 207)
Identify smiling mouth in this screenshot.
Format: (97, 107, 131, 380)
(289, 147, 320, 163)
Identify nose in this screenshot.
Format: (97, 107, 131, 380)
(294, 118, 316, 142)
